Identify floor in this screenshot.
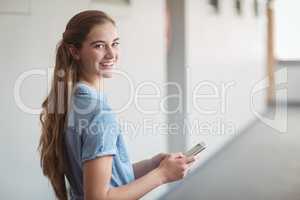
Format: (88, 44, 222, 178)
(161, 106, 300, 200)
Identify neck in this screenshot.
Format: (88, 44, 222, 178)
(79, 76, 104, 92)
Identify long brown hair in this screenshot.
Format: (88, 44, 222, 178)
(38, 10, 115, 200)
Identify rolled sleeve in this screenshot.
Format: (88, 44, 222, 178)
(81, 111, 120, 163)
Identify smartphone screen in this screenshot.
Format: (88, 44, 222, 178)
(184, 142, 206, 157)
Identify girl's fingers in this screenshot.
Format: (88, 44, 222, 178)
(186, 160, 195, 170)
(172, 152, 184, 158)
(186, 156, 195, 164)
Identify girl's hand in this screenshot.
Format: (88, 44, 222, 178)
(156, 152, 195, 184)
(150, 153, 169, 169)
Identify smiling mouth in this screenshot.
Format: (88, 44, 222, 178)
(100, 62, 114, 69)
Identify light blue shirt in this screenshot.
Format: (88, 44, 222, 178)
(64, 82, 135, 200)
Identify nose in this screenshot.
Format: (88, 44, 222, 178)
(105, 46, 114, 59)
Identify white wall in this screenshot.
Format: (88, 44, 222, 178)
(274, 1, 300, 102)
(0, 0, 167, 199)
(184, 0, 267, 168)
(274, 0, 300, 60)
(285, 66, 300, 102)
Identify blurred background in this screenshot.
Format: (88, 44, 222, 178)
(0, 0, 299, 199)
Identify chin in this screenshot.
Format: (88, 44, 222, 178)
(102, 73, 113, 78)
(99, 67, 114, 78)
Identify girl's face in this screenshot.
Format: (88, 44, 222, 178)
(77, 22, 119, 82)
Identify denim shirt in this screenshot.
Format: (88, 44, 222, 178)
(64, 82, 135, 200)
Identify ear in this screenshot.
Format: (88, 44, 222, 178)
(68, 45, 80, 60)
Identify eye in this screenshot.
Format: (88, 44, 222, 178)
(94, 43, 105, 49)
(112, 42, 120, 47)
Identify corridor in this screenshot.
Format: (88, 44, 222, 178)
(162, 106, 300, 200)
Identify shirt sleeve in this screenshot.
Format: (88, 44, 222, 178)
(81, 110, 120, 163)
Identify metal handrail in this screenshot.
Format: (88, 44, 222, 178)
(277, 59, 300, 67)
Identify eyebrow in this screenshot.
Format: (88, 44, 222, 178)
(90, 38, 120, 46)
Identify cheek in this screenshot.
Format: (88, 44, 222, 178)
(115, 51, 120, 61)
(80, 53, 101, 69)
(83, 48, 103, 57)
(91, 50, 105, 60)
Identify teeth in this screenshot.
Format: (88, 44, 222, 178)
(101, 63, 114, 66)
(100, 64, 114, 69)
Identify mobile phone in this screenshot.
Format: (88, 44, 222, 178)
(184, 142, 207, 157)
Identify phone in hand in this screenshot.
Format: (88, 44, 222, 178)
(184, 142, 207, 157)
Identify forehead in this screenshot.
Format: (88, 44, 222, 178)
(85, 23, 118, 42)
